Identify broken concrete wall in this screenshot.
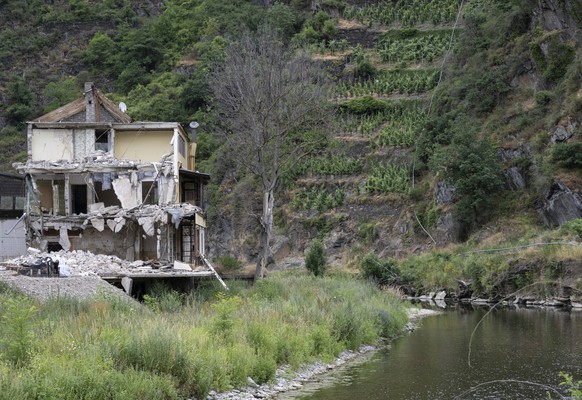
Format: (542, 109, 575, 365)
(112, 174, 139, 208)
(159, 175, 176, 205)
(66, 224, 138, 261)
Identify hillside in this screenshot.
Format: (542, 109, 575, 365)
(1, 0, 582, 275)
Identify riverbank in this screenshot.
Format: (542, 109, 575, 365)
(206, 307, 440, 400)
(0, 271, 409, 400)
(359, 233, 582, 304)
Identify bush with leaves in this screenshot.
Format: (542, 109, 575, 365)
(0, 297, 37, 367)
(429, 120, 503, 239)
(359, 252, 400, 286)
(563, 219, 582, 240)
(551, 142, 582, 169)
(560, 372, 582, 399)
(5, 76, 35, 126)
(305, 239, 327, 276)
(42, 77, 80, 113)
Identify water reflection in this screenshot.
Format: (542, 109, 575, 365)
(278, 307, 582, 400)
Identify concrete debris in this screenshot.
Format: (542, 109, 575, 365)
(59, 227, 71, 251)
(12, 152, 159, 174)
(89, 216, 105, 231)
(112, 176, 139, 208)
(2, 248, 210, 278)
(173, 260, 192, 271)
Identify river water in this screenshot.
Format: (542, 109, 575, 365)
(279, 305, 582, 400)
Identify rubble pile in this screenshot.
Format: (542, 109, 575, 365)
(2, 248, 204, 277)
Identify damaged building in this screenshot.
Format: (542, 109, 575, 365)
(13, 83, 213, 273)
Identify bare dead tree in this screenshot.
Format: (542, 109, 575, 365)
(210, 27, 334, 279)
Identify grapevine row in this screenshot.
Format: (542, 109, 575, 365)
(343, 0, 462, 28)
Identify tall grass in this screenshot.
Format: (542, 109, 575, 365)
(392, 238, 582, 296)
(0, 272, 407, 399)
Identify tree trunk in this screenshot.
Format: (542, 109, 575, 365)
(256, 189, 274, 279)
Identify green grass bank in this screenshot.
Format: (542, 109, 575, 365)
(0, 272, 407, 400)
(359, 221, 582, 300)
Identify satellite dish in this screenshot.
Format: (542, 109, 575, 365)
(189, 121, 199, 129)
(119, 102, 127, 113)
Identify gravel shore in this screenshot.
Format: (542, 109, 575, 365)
(0, 269, 132, 303)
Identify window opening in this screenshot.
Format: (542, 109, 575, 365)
(178, 135, 186, 157)
(178, 221, 199, 263)
(142, 181, 159, 205)
(95, 129, 110, 152)
(72, 184, 87, 214)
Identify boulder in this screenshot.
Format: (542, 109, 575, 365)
(550, 117, 578, 143)
(434, 181, 455, 205)
(506, 166, 526, 190)
(457, 279, 472, 299)
(496, 146, 532, 163)
(434, 212, 456, 243)
(435, 290, 447, 301)
(540, 181, 582, 226)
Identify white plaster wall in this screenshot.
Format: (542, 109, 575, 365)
(114, 130, 173, 162)
(31, 129, 74, 161)
(0, 218, 27, 260)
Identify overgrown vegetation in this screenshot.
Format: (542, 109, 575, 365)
(336, 69, 439, 98)
(0, 273, 407, 399)
(376, 29, 457, 64)
(344, 0, 462, 27)
(365, 163, 410, 194)
(360, 225, 582, 298)
(292, 185, 346, 211)
(305, 239, 327, 276)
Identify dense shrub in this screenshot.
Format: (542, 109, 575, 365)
(305, 239, 327, 276)
(563, 218, 582, 240)
(534, 90, 553, 107)
(214, 256, 243, 272)
(551, 142, 582, 169)
(530, 33, 576, 84)
(353, 59, 377, 79)
(360, 252, 400, 285)
(339, 95, 388, 115)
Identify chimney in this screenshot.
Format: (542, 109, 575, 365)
(84, 82, 96, 122)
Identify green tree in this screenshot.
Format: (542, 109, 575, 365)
(305, 239, 327, 276)
(265, 3, 298, 39)
(85, 32, 118, 73)
(5, 76, 35, 126)
(42, 77, 80, 113)
(430, 121, 503, 239)
(551, 142, 582, 169)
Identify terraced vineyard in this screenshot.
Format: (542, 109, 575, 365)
(290, 0, 463, 255)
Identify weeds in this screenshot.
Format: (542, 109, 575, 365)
(0, 273, 407, 399)
(0, 297, 37, 367)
